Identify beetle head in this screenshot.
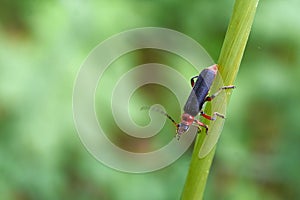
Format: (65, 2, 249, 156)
(176, 123, 190, 139)
(176, 113, 195, 139)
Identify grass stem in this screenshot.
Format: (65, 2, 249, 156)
(181, 0, 259, 199)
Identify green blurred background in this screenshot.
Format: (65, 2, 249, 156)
(1, 0, 300, 199)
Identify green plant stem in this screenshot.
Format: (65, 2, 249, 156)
(181, 0, 259, 199)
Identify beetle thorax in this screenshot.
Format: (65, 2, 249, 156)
(181, 113, 194, 125)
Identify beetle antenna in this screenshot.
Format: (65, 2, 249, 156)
(140, 106, 178, 127)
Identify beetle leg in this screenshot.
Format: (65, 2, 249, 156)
(205, 85, 235, 101)
(200, 110, 225, 121)
(190, 76, 198, 87)
(194, 119, 208, 135)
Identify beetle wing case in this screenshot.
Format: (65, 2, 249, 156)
(183, 68, 216, 116)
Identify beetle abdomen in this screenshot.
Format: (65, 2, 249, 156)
(183, 68, 216, 116)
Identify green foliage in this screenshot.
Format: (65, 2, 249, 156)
(0, 0, 300, 199)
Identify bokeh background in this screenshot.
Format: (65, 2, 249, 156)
(1, 0, 300, 199)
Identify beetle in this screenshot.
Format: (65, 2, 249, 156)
(174, 64, 235, 139)
(142, 64, 235, 139)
